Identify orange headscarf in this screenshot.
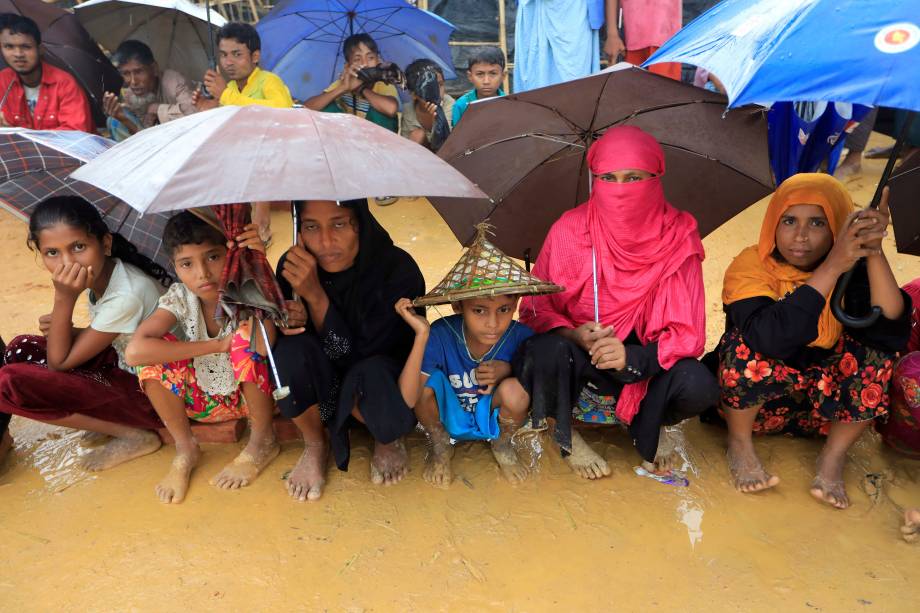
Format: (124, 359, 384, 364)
(722, 173, 855, 349)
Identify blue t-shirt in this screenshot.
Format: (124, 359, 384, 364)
(451, 87, 506, 126)
(421, 314, 533, 413)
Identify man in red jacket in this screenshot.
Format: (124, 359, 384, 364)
(0, 14, 93, 132)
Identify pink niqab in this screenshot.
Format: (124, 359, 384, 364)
(520, 126, 706, 424)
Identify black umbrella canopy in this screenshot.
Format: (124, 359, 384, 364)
(432, 65, 774, 260)
(0, 0, 123, 125)
(887, 150, 920, 256)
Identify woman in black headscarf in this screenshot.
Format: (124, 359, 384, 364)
(274, 199, 425, 501)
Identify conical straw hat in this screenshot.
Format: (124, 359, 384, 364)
(413, 223, 564, 307)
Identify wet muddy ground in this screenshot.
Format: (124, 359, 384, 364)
(2, 135, 920, 611)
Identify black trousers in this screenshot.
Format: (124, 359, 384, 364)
(513, 333, 719, 461)
(274, 333, 416, 470)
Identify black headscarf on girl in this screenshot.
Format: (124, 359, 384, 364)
(282, 199, 425, 365)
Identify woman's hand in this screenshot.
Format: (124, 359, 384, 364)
(589, 336, 626, 371)
(573, 322, 613, 353)
(227, 223, 265, 254)
(52, 262, 94, 301)
(855, 187, 891, 253)
(476, 360, 511, 395)
(824, 209, 887, 276)
(281, 246, 322, 302)
(280, 299, 307, 336)
(395, 298, 430, 336)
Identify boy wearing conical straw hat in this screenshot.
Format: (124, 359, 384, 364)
(395, 225, 563, 486)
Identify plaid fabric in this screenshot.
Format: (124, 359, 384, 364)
(215, 203, 286, 323)
(0, 132, 172, 270)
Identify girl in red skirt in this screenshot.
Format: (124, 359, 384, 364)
(0, 197, 171, 471)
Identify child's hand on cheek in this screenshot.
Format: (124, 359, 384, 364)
(52, 262, 93, 300)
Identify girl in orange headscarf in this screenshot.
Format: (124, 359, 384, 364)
(718, 173, 910, 509)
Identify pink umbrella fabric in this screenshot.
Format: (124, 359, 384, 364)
(70, 105, 487, 214)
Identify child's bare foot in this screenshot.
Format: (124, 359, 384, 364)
(156, 444, 200, 504)
(0, 429, 12, 464)
(287, 441, 328, 502)
(371, 438, 408, 485)
(727, 436, 779, 493)
(901, 508, 920, 543)
(810, 451, 850, 509)
(422, 427, 453, 487)
(79, 430, 162, 471)
(651, 426, 682, 472)
(565, 430, 611, 480)
(79, 430, 110, 447)
(210, 434, 280, 490)
(491, 437, 528, 484)
(490, 416, 528, 484)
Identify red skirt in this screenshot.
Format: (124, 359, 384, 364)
(0, 335, 162, 430)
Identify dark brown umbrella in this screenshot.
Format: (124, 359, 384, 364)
(887, 150, 920, 256)
(431, 64, 774, 260)
(0, 0, 122, 125)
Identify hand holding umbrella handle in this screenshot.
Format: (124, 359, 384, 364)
(831, 111, 914, 328)
(830, 267, 882, 328)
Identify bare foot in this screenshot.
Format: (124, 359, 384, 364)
(810, 451, 850, 509)
(287, 441, 328, 502)
(156, 445, 200, 504)
(370, 438, 408, 486)
(901, 508, 920, 543)
(834, 152, 862, 179)
(78, 430, 110, 447)
(491, 437, 528, 484)
(491, 416, 528, 484)
(0, 429, 12, 464)
(210, 434, 280, 490)
(727, 436, 780, 493)
(565, 430, 611, 480)
(651, 426, 682, 472)
(79, 430, 162, 472)
(422, 426, 453, 487)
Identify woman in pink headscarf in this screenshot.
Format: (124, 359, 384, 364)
(502, 125, 718, 478)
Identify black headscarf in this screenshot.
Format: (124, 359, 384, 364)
(279, 199, 425, 365)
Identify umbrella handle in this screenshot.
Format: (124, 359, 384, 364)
(830, 266, 882, 329)
(830, 111, 915, 328)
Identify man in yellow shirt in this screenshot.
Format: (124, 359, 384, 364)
(193, 22, 293, 110)
(192, 23, 293, 244)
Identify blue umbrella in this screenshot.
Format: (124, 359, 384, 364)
(256, 0, 456, 102)
(646, 0, 920, 327)
(645, 0, 920, 111)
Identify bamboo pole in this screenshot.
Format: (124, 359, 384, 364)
(498, 0, 510, 93)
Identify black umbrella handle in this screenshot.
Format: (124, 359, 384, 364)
(830, 111, 916, 328)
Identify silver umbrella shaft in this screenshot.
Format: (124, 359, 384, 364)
(256, 317, 290, 401)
